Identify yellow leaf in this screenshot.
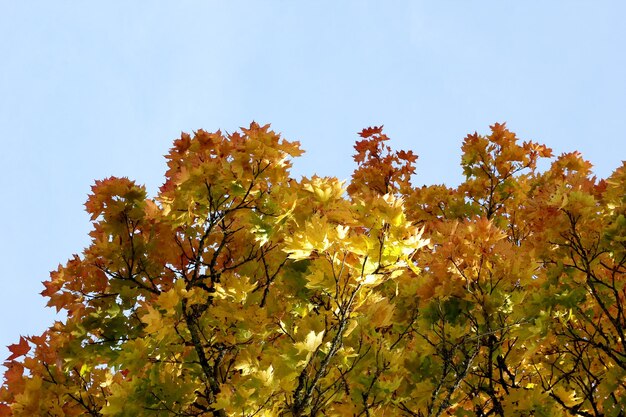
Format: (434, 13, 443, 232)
(157, 288, 180, 311)
(359, 273, 385, 286)
(79, 363, 91, 377)
(257, 365, 274, 386)
(295, 330, 325, 354)
(140, 305, 163, 334)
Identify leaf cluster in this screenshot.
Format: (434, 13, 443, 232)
(2, 122, 625, 417)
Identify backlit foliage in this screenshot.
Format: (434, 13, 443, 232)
(1, 122, 625, 416)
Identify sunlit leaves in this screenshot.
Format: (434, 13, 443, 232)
(2, 122, 625, 417)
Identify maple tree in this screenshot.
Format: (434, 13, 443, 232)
(1, 122, 625, 416)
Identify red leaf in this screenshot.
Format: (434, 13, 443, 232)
(6, 337, 30, 361)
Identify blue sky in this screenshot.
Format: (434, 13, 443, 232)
(1, 2, 625, 365)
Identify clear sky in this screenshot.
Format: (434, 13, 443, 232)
(1, 2, 625, 366)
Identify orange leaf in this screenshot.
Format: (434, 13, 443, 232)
(0, 404, 11, 417)
(358, 125, 383, 138)
(6, 337, 30, 361)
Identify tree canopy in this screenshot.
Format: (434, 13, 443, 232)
(2, 122, 626, 416)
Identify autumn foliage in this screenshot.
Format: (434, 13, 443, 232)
(2, 122, 626, 416)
